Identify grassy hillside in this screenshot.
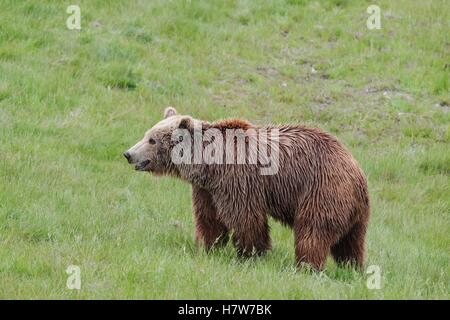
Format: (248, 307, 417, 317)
(0, 0, 448, 299)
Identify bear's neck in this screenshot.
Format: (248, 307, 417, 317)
(170, 122, 226, 189)
(172, 130, 220, 190)
(175, 163, 214, 189)
(169, 119, 260, 189)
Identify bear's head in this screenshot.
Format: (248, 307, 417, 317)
(123, 107, 196, 174)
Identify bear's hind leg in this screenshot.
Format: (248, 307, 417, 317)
(294, 218, 333, 271)
(331, 221, 366, 270)
(232, 215, 271, 257)
(192, 186, 229, 251)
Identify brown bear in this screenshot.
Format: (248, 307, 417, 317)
(124, 107, 370, 270)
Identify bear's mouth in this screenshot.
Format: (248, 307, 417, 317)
(135, 160, 150, 171)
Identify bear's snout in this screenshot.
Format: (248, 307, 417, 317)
(123, 151, 132, 163)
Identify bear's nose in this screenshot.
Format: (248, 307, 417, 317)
(123, 152, 132, 163)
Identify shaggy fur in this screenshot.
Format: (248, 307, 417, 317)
(125, 108, 370, 270)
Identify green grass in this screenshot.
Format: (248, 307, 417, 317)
(0, 0, 449, 299)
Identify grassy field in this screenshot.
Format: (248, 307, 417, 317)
(0, 0, 449, 299)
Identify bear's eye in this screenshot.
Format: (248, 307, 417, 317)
(148, 138, 156, 145)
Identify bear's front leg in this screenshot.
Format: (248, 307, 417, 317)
(232, 215, 272, 257)
(192, 186, 229, 251)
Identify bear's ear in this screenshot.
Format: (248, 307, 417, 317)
(164, 106, 178, 119)
(178, 116, 193, 130)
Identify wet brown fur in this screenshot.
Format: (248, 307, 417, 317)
(164, 117, 369, 270)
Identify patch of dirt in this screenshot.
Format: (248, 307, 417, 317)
(256, 65, 279, 78)
(312, 95, 334, 111)
(434, 101, 450, 113)
(363, 85, 414, 102)
(0, 108, 11, 128)
(90, 20, 102, 28)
